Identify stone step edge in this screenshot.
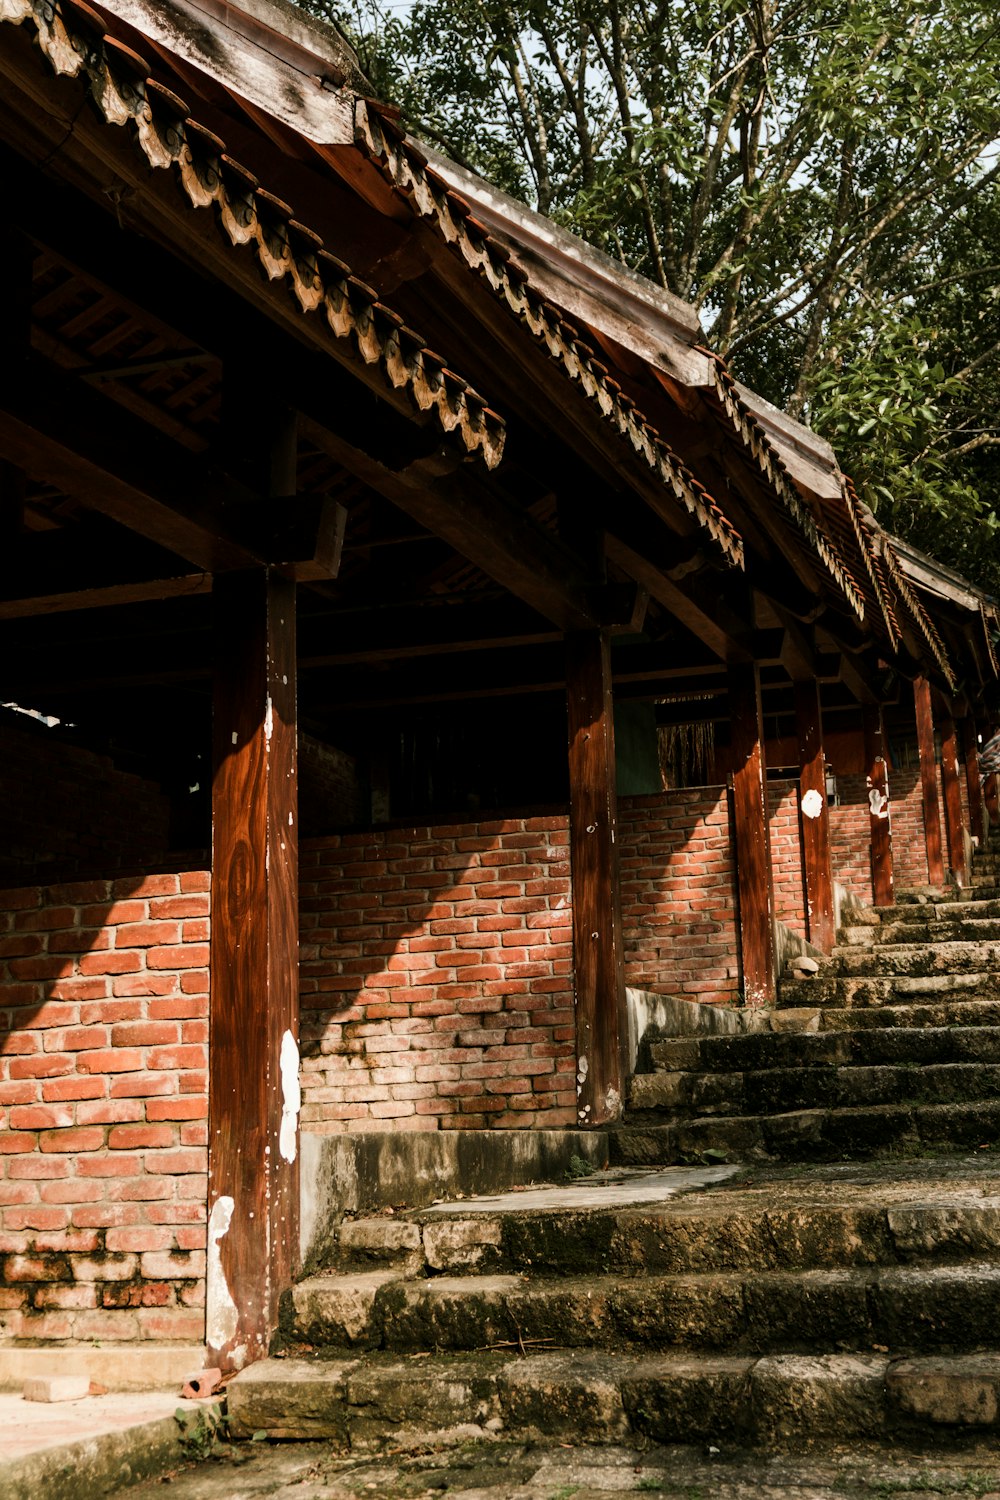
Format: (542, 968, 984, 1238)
(612, 1099, 1000, 1162)
(227, 1351, 1000, 1444)
(287, 1264, 1000, 1354)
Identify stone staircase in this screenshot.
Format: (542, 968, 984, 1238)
(229, 839, 1000, 1450)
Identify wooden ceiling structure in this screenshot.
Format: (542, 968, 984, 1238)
(2, 0, 998, 1373)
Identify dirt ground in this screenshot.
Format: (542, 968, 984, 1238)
(116, 1432, 1000, 1500)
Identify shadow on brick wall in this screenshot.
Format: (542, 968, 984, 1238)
(0, 871, 209, 1344)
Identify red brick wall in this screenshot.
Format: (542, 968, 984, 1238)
(298, 819, 575, 1132)
(768, 778, 807, 938)
(618, 790, 741, 1005)
(0, 723, 172, 887)
(830, 767, 941, 904)
(0, 874, 209, 1343)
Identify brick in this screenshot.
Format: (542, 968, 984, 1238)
(144, 1098, 206, 1122)
(114, 922, 179, 948)
(41, 1078, 107, 1103)
(45, 1026, 109, 1052)
(78, 951, 143, 976)
(8, 1104, 73, 1130)
(105, 1226, 173, 1252)
(147, 944, 210, 970)
(108, 1124, 175, 1150)
(77, 1099, 143, 1126)
(39, 1126, 105, 1153)
(76, 1049, 143, 1075)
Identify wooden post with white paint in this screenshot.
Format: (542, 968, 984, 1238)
(729, 662, 777, 1006)
(913, 675, 946, 887)
(566, 629, 627, 1126)
(961, 715, 987, 846)
(208, 568, 299, 1369)
(939, 709, 970, 888)
(794, 679, 836, 953)
(863, 704, 894, 908)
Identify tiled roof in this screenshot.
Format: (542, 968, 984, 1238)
(2, 0, 506, 469)
(702, 355, 866, 621)
(354, 100, 744, 570)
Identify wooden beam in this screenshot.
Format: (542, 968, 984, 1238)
(863, 705, 895, 907)
(794, 680, 836, 953)
(0, 357, 345, 578)
(566, 630, 627, 1125)
(303, 433, 602, 631)
(961, 715, 987, 846)
(0, 570, 212, 620)
(939, 711, 970, 888)
(0, 529, 212, 619)
(913, 676, 946, 887)
(605, 534, 751, 663)
(0, 229, 30, 546)
(208, 567, 299, 1370)
(728, 662, 777, 1005)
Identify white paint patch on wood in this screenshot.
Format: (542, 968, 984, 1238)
(801, 788, 824, 819)
(206, 1196, 238, 1352)
(279, 1030, 301, 1164)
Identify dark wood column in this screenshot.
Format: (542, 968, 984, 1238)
(961, 716, 987, 846)
(208, 568, 299, 1368)
(862, 704, 894, 908)
(913, 676, 946, 887)
(566, 629, 627, 1125)
(793, 680, 836, 953)
(729, 662, 776, 1006)
(939, 711, 969, 888)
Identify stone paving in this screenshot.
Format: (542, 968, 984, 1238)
(115, 1433, 1000, 1500)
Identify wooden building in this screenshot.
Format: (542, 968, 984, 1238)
(1, 0, 997, 1372)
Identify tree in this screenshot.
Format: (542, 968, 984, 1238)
(312, 0, 1000, 593)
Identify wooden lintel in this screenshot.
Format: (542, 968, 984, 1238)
(566, 630, 627, 1125)
(913, 676, 946, 888)
(208, 567, 299, 1370)
(728, 662, 777, 1006)
(794, 680, 836, 953)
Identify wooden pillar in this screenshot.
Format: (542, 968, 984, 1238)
(208, 568, 299, 1368)
(566, 629, 626, 1125)
(862, 704, 894, 908)
(961, 716, 987, 845)
(913, 676, 946, 887)
(793, 680, 836, 953)
(729, 662, 776, 1006)
(939, 711, 969, 888)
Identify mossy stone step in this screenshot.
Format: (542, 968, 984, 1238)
(648, 1027, 1000, 1074)
(630, 1062, 1000, 1118)
(285, 1263, 1000, 1357)
(779, 972, 1000, 1008)
(612, 1098, 1000, 1167)
(229, 1349, 1000, 1446)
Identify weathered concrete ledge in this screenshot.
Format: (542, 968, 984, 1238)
(0, 1392, 203, 1500)
(300, 1129, 609, 1270)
